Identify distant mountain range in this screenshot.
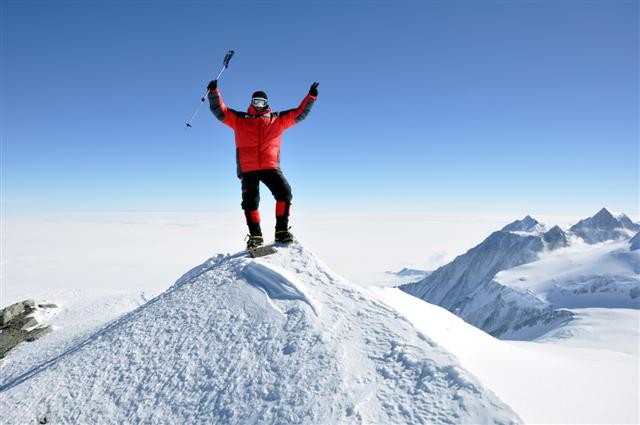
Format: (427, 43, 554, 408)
(570, 208, 639, 244)
(387, 268, 432, 277)
(400, 208, 640, 339)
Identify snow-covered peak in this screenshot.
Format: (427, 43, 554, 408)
(400, 228, 561, 338)
(389, 267, 431, 277)
(542, 225, 568, 250)
(570, 208, 636, 244)
(592, 207, 618, 224)
(501, 215, 546, 234)
(0, 243, 520, 424)
(617, 213, 640, 232)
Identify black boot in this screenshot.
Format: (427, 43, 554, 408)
(246, 235, 264, 250)
(275, 228, 295, 244)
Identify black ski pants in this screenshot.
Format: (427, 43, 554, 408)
(241, 169, 292, 236)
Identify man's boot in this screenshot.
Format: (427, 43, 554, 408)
(246, 235, 264, 250)
(275, 229, 294, 244)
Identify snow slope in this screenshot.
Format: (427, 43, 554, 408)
(535, 308, 639, 355)
(495, 239, 640, 309)
(0, 244, 520, 424)
(373, 288, 639, 424)
(400, 224, 572, 338)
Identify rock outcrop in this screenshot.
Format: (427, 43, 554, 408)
(0, 300, 56, 359)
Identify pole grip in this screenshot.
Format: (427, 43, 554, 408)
(223, 50, 235, 68)
(185, 49, 235, 129)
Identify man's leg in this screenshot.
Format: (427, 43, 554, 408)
(260, 169, 293, 234)
(241, 171, 262, 237)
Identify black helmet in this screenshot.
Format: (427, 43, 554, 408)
(251, 90, 268, 100)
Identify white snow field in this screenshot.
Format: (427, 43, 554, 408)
(374, 287, 639, 424)
(0, 244, 521, 424)
(495, 238, 640, 309)
(2, 211, 638, 424)
(0, 210, 558, 303)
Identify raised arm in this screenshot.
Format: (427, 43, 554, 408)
(279, 82, 319, 129)
(207, 80, 238, 129)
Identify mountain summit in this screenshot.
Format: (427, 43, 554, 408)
(0, 244, 519, 424)
(501, 215, 546, 234)
(570, 208, 639, 244)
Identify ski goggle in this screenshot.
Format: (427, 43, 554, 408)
(252, 98, 268, 108)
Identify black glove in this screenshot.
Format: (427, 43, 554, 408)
(207, 80, 218, 91)
(309, 82, 319, 97)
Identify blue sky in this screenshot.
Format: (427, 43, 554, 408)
(2, 1, 638, 218)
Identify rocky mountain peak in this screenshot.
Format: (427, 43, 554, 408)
(502, 215, 545, 233)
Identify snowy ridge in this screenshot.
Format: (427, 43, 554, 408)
(374, 288, 639, 424)
(400, 228, 568, 338)
(389, 267, 431, 278)
(401, 209, 639, 338)
(501, 215, 547, 235)
(0, 244, 520, 424)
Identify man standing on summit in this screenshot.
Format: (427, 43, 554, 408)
(207, 79, 318, 250)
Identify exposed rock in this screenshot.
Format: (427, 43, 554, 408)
(0, 299, 55, 358)
(630, 233, 640, 251)
(11, 315, 38, 330)
(1, 299, 35, 326)
(0, 328, 26, 358)
(25, 326, 53, 342)
(38, 303, 59, 309)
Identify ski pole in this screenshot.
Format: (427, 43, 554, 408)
(185, 50, 235, 128)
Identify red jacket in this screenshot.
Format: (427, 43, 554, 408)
(208, 88, 317, 175)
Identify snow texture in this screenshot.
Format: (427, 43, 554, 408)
(375, 288, 639, 424)
(495, 240, 640, 309)
(534, 308, 640, 355)
(0, 244, 520, 424)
